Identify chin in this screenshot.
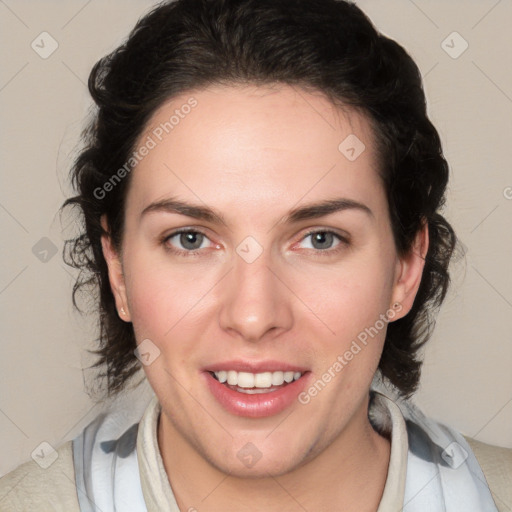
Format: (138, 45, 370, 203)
(198, 432, 317, 480)
(209, 452, 303, 479)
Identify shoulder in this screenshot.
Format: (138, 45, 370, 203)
(464, 435, 512, 512)
(0, 440, 80, 512)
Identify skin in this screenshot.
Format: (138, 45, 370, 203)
(101, 84, 428, 511)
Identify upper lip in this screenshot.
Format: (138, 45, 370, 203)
(203, 360, 309, 373)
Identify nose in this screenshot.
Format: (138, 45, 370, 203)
(218, 249, 294, 343)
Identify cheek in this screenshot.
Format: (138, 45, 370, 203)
(123, 250, 216, 341)
(293, 255, 395, 342)
(294, 261, 394, 410)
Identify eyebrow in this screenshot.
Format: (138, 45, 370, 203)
(141, 198, 228, 225)
(140, 196, 373, 225)
(286, 198, 373, 223)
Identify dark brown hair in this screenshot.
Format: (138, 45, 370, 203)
(62, 0, 458, 399)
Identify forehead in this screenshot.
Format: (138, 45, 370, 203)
(126, 84, 384, 221)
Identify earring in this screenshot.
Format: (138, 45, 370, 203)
(393, 302, 401, 309)
(120, 307, 126, 316)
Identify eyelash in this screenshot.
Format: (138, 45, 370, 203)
(161, 228, 350, 257)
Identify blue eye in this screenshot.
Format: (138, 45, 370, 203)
(299, 230, 347, 251)
(163, 230, 212, 253)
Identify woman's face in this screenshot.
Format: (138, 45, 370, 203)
(103, 84, 426, 477)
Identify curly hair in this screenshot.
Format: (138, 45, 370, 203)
(62, 0, 458, 400)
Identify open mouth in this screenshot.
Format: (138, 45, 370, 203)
(209, 370, 304, 394)
(204, 367, 310, 417)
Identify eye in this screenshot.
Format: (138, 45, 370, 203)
(297, 230, 347, 252)
(163, 229, 214, 254)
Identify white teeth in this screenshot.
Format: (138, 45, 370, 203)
(237, 372, 254, 388)
(254, 372, 272, 387)
(271, 371, 284, 386)
(283, 371, 294, 383)
(227, 370, 238, 385)
(213, 370, 303, 388)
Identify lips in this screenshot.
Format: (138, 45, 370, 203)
(204, 360, 309, 374)
(202, 360, 310, 418)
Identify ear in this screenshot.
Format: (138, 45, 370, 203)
(100, 215, 131, 322)
(390, 220, 429, 320)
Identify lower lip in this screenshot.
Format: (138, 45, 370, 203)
(204, 372, 310, 418)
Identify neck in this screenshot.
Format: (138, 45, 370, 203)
(158, 396, 391, 512)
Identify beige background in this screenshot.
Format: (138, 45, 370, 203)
(0, 0, 511, 476)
